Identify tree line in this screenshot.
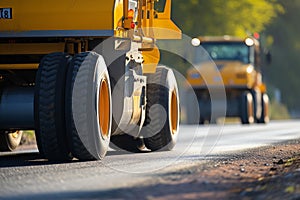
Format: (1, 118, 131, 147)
(168, 0, 300, 112)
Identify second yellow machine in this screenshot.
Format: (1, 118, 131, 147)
(187, 36, 270, 124)
(0, 0, 181, 160)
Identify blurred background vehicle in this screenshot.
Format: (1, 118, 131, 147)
(186, 36, 270, 124)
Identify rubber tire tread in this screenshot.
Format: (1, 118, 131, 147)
(143, 66, 176, 151)
(240, 91, 254, 124)
(65, 52, 99, 160)
(258, 93, 269, 124)
(34, 52, 72, 160)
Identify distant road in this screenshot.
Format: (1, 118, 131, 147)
(0, 120, 299, 199)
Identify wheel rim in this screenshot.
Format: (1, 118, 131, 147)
(98, 78, 110, 139)
(170, 90, 178, 135)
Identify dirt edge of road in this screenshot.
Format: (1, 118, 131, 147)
(124, 140, 300, 200)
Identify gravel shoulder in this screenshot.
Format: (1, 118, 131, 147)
(124, 140, 300, 200)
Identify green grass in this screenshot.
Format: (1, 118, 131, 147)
(22, 130, 36, 144)
(269, 100, 290, 120)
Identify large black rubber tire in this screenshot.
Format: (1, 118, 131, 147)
(240, 91, 255, 124)
(185, 89, 200, 124)
(34, 52, 72, 160)
(65, 52, 112, 160)
(258, 93, 270, 124)
(142, 66, 179, 151)
(0, 131, 23, 151)
(251, 89, 262, 123)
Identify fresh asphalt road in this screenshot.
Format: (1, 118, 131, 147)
(0, 120, 299, 199)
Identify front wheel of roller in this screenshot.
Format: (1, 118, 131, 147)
(65, 52, 112, 160)
(240, 91, 255, 124)
(141, 66, 179, 151)
(34, 52, 72, 161)
(258, 93, 270, 124)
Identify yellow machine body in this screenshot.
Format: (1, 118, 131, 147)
(187, 36, 266, 93)
(0, 0, 182, 150)
(0, 0, 114, 34)
(186, 36, 269, 124)
(0, 0, 181, 71)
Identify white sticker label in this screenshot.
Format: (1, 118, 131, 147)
(0, 8, 12, 19)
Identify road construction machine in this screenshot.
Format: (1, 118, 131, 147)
(0, 0, 181, 160)
(186, 36, 270, 124)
